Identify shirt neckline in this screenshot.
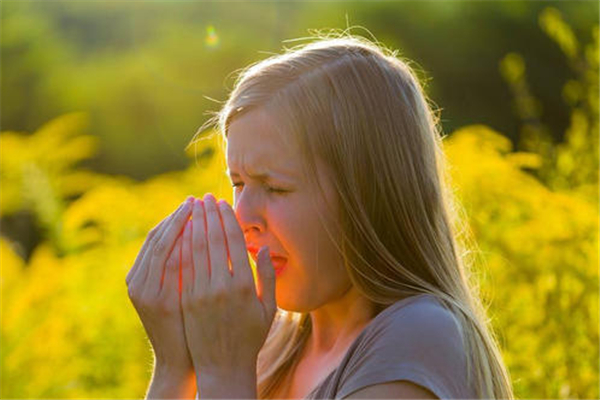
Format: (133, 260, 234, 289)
(303, 293, 435, 398)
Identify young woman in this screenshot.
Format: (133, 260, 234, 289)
(126, 33, 514, 399)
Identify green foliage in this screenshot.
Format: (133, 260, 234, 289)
(1, 113, 597, 398)
(2, 1, 597, 179)
(0, 112, 109, 254)
(1, 4, 597, 399)
(500, 7, 599, 203)
(445, 125, 598, 399)
(1, 120, 229, 398)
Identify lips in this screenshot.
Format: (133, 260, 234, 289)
(246, 245, 288, 275)
(270, 257, 288, 272)
(246, 245, 287, 260)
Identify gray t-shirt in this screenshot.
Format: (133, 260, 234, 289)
(304, 293, 477, 399)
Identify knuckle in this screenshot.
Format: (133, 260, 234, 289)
(138, 292, 157, 309)
(148, 234, 160, 251)
(194, 238, 207, 254)
(156, 297, 177, 315)
(232, 279, 252, 294)
(211, 231, 226, 246)
(181, 262, 192, 273)
(206, 205, 218, 216)
(227, 219, 243, 238)
(183, 224, 192, 239)
(165, 257, 178, 271)
(176, 207, 188, 220)
(148, 224, 161, 238)
(181, 293, 193, 311)
(211, 288, 228, 303)
(153, 240, 167, 256)
(237, 283, 254, 297)
(127, 285, 139, 302)
(182, 291, 202, 311)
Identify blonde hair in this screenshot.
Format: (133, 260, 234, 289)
(192, 30, 514, 399)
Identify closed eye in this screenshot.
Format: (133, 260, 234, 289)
(232, 182, 289, 195)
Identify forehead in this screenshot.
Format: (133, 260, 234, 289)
(226, 108, 302, 176)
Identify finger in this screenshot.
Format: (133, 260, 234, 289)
(218, 200, 253, 288)
(161, 232, 183, 296)
(129, 200, 187, 288)
(145, 197, 194, 295)
(181, 219, 194, 298)
(256, 245, 277, 317)
(192, 198, 210, 294)
(203, 193, 230, 292)
(126, 218, 165, 286)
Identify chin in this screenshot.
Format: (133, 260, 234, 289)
(275, 289, 316, 313)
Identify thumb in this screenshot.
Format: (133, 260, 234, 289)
(256, 246, 277, 317)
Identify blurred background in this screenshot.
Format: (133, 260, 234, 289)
(1, 1, 598, 398)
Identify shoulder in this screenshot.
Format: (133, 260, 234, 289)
(343, 380, 439, 399)
(336, 294, 470, 400)
(385, 293, 460, 328)
(365, 294, 464, 353)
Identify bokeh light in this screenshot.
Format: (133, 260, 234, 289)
(205, 25, 219, 48)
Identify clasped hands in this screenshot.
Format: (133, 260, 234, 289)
(125, 194, 277, 392)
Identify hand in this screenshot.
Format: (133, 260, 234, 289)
(179, 194, 277, 377)
(126, 196, 195, 372)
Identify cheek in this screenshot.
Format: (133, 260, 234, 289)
(268, 200, 316, 255)
(273, 202, 336, 272)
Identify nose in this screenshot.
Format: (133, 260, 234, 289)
(234, 186, 266, 238)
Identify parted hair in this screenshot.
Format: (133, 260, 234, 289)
(192, 30, 514, 399)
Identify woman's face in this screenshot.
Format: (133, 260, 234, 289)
(226, 108, 352, 312)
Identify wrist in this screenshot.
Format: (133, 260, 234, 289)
(154, 359, 194, 380)
(196, 364, 257, 399)
(147, 362, 196, 400)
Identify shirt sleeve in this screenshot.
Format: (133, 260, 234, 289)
(335, 300, 471, 399)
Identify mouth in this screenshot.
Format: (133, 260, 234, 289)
(270, 257, 288, 277)
(247, 245, 288, 276)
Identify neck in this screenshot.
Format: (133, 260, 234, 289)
(305, 286, 377, 358)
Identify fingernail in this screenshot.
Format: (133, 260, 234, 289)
(204, 193, 216, 203)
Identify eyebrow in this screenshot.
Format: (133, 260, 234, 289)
(226, 168, 294, 182)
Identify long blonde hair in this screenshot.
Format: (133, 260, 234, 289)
(193, 30, 514, 399)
